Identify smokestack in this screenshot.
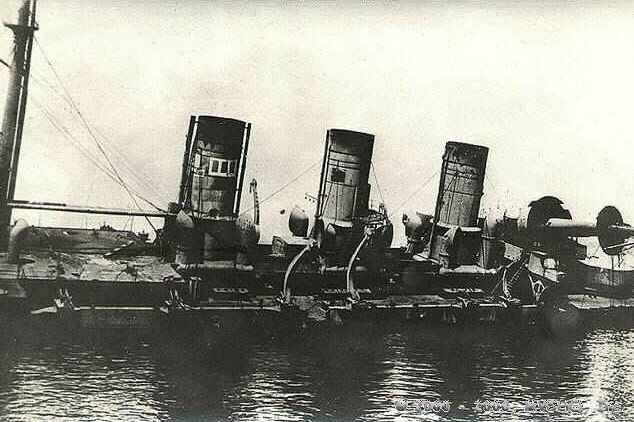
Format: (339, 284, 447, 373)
(317, 129, 374, 225)
(178, 115, 251, 262)
(429, 142, 489, 268)
(433, 142, 488, 227)
(187, 116, 250, 218)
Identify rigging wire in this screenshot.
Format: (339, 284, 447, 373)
(92, 125, 172, 202)
(239, 158, 321, 216)
(32, 65, 170, 203)
(370, 161, 386, 206)
(34, 37, 158, 207)
(29, 63, 169, 203)
(33, 36, 160, 232)
(15, 75, 112, 175)
(31, 97, 115, 175)
(27, 92, 164, 213)
(484, 173, 497, 193)
(0, 51, 167, 212)
(388, 169, 439, 219)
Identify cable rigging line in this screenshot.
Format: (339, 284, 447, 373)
(31, 50, 169, 204)
(33, 36, 161, 232)
(34, 37, 150, 203)
(388, 169, 439, 219)
(28, 93, 164, 212)
(239, 158, 321, 216)
(27, 92, 153, 207)
(370, 161, 386, 207)
(92, 126, 171, 202)
(31, 97, 115, 176)
(28, 60, 168, 203)
(1, 48, 167, 211)
(39, 78, 172, 203)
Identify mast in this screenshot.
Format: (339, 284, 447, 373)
(0, 0, 37, 249)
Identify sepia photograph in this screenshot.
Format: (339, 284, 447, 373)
(0, 0, 632, 420)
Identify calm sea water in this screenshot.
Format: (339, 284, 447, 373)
(0, 323, 632, 421)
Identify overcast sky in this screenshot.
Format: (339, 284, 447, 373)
(0, 0, 633, 244)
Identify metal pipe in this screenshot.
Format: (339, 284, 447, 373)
(178, 115, 196, 205)
(543, 218, 596, 236)
(283, 243, 311, 303)
(609, 225, 634, 237)
(234, 122, 250, 216)
(542, 219, 634, 238)
(315, 130, 330, 217)
(346, 234, 368, 301)
(427, 146, 449, 256)
(7, 200, 167, 217)
(7, 218, 28, 264)
(183, 118, 198, 211)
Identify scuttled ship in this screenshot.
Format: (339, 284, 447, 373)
(0, 0, 632, 335)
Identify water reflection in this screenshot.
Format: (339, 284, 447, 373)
(0, 324, 631, 421)
(0, 338, 170, 421)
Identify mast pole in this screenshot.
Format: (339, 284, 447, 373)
(7, 0, 37, 204)
(0, 0, 37, 249)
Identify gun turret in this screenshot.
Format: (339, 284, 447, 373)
(523, 196, 634, 256)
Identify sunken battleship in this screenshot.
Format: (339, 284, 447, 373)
(0, 0, 633, 334)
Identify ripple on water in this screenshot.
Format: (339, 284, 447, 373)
(0, 326, 632, 421)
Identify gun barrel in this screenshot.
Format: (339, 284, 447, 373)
(544, 219, 634, 238)
(608, 224, 634, 237)
(544, 218, 596, 237)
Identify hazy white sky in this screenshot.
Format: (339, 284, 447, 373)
(0, 0, 633, 244)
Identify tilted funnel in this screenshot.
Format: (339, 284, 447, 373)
(429, 142, 489, 268)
